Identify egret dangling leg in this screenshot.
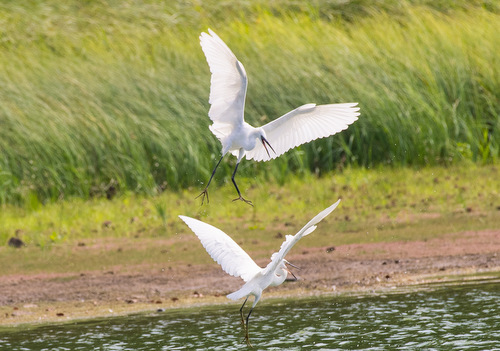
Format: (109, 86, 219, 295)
(244, 307, 255, 347)
(238, 297, 254, 347)
(196, 155, 224, 205)
(238, 296, 254, 347)
(231, 161, 253, 206)
(239, 296, 249, 325)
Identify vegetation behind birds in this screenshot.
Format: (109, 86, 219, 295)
(0, 0, 498, 205)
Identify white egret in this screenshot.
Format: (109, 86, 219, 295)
(178, 199, 341, 345)
(197, 29, 360, 205)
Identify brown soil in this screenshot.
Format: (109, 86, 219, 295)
(1, 229, 499, 326)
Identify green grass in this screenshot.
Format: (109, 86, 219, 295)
(1, 164, 499, 275)
(0, 1, 498, 204)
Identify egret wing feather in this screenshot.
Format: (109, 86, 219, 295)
(179, 216, 261, 282)
(199, 29, 247, 147)
(245, 104, 360, 162)
(263, 199, 341, 274)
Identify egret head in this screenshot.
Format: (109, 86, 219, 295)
(258, 129, 276, 157)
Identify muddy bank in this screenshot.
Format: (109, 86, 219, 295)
(1, 229, 499, 326)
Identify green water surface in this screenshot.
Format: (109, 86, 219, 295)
(1, 281, 499, 350)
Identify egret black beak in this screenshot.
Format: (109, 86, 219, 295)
(285, 260, 300, 270)
(287, 269, 298, 281)
(261, 136, 276, 158)
(284, 260, 300, 281)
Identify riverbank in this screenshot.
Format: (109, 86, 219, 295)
(2, 228, 498, 327)
(2, 164, 499, 326)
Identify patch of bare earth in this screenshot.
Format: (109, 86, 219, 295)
(1, 229, 499, 326)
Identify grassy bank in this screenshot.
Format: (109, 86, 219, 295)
(1, 164, 499, 275)
(0, 1, 498, 204)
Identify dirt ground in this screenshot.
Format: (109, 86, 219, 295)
(1, 229, 499, 326)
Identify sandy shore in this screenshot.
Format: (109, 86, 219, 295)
(1, 229, 499, 327)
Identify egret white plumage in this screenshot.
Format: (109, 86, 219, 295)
(197, 29, 360, 205)
(179, 199, 341, 345)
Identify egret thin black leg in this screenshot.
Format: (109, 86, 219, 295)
(196, 155, 223, 205)
(231, 162, 253, 206)
(239, 297, 249, 325)
(239, 297, 253, 347)
(244, 307, 254, 347)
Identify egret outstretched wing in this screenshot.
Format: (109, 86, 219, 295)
(263, 199, 341, 274)
(179, 216, 261, 282)
(199, 29, 247, 144)
(245, 104, 359, 162)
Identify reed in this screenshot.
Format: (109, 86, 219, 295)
(0, 1, 498, 204)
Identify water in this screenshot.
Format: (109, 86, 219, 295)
(1, 281, 499, 350)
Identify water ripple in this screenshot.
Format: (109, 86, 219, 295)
(0, 282, 499, 350)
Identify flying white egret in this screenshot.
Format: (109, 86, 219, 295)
(197, 29, 360, 205)
(179, 199, 341, 345)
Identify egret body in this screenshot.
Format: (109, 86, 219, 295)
(179, 199, 341, 345)
(197, 29, 360, 205)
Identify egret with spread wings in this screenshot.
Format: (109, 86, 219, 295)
(197, 29, 360, 206)
(179, 199, 340, 345)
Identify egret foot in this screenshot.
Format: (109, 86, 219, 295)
(232, 196, 253, 206)
(241, 321, 252, 348)
(244, 328, 253, 348)
(238, 317, 253, 348)
(196, 188, 209, 205)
